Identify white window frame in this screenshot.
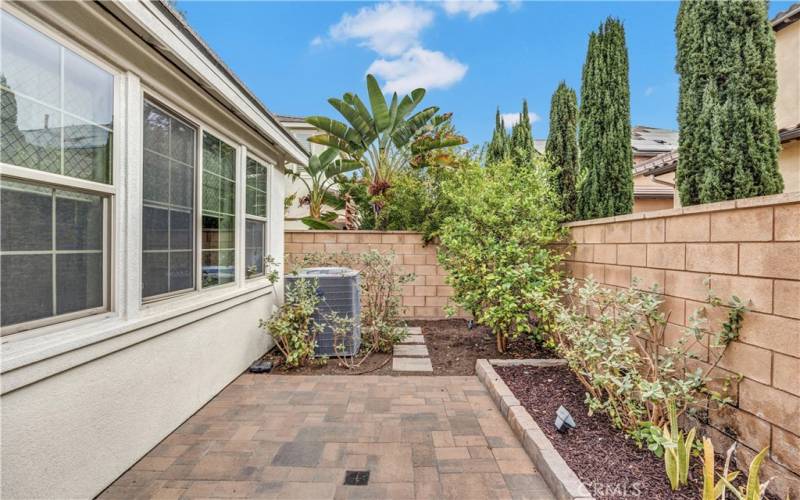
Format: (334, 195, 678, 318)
(0, 6, 121, 336)
(139, 96, 201, 303)
(243, 153, 271, 280)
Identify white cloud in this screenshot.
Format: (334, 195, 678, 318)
(441, 0, 500, 19)
(644, 86, 656, 96)
(328, 3, 434, 56)
(310, 36, 324, 47)
(501, 111, 540, 128)
(368, 48, 468, 94)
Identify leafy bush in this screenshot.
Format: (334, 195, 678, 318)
(296, 250, 413, 353)
(259, 278, 320, 368)
(553, 277, 747, 438)
(437, 158, 565, 352)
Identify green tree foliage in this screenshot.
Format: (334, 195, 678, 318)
(288, 148, 361, 229)
(545, 82, 579, 220)
(306, 75, 466, 217)
(577, 18, 633, 219)
(675, 0, 783, 205)
(485, 108, 509, 165)
(509, 100, 536, 167)
(437, 158, 564, 353)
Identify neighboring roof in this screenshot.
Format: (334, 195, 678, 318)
(631, 125, 679, 156)
(772, 2, 800, 31)
(276, 114, 309, 124)
(101, 1, 308, 164)
(634, 149, 679, 177)
(780, 124, 800, 143)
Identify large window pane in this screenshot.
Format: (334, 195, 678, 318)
(0, 11, 113, 184)
(245, 157, 268, 218)
(245, 220, 265, 278)
(1, 180, 52, 251)
(1, 254, 53, 326)
(56, 253, 103, 315)
(202, 132, 236, 288)
(1, 91, 62, 174)
(142, 101, 196, 298)
(0, 179, 105, 328)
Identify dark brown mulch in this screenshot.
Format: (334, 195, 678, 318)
(496, 364, 701, 500)
(259, 318, 556, 376)
(411, 319, 557, 375)
(260, 350, 394, 375)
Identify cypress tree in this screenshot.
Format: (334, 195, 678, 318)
(546, 82, 579, 220)
(510, 100, 536, 167)
(675, 0, 782, 206)
(577, 18, 633, 219)
(486, 107, 509, 165)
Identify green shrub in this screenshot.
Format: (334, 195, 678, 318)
(259, 278, 320, 368)
(553, 277, 747, 436)
(437, 158, 564, 352)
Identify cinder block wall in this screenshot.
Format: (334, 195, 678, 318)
(563, 193, 800, 498)
(285, 230, 456, 318)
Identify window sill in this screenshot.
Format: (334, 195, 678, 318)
(1, 281, 275, 394)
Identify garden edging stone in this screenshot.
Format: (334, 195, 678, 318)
(476, 359, 594, 500)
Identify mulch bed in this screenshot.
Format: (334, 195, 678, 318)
(496, 364, 702, 500)
(260, 318, 556, 376)
(411, 319, 557, 375)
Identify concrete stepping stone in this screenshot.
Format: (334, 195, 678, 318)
(392, 357, 433, 373)
(394, 344, 429, 357)
(399, 335, 425, 344)
(405, 326, 422, 335)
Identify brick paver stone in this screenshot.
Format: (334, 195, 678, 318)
(100, 375, 554, 500)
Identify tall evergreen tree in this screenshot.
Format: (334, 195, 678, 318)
(546, 82, 579, 220)
(675, 0, 782, 205)
(510, 100, 536, 167)
(576, 18, 633, 220)
(486, 107, 509, 165)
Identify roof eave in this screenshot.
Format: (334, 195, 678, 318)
(108, 0, 309, 164)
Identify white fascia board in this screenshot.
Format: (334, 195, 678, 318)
(113, 1, 308, 165)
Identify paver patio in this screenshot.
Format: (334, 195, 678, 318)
(100, 375, 554, 499)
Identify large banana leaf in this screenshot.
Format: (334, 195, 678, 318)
(328, 98, 375, 144)
(318, 147, 339, 168)
(390, 107, 439, 148)
(301, 216, 337, 230)
(366, 75, 390, 132)
(320, 210, 339, 222)
(322, 191, 345, 210)
(411, 135, 468, 154)
(396, 88, 426, 122)
(324, 159, 362, 180)
(307, 133, 363, 158)
(305, 116, 361, 145)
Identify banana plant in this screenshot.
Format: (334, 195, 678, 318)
(305, 74, 467, 215)
(288, 147, 361, 229)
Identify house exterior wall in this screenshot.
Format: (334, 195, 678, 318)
(0, 2, 291, 497)
(285, 230, 458, 318)
(779, 139, 800, 193)
(563, 192, 800, 499)
(775, 20, 799, 132)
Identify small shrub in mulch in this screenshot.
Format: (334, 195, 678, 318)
(497, 364, 702, 500)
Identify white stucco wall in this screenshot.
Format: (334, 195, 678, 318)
(1, 293, 273, 499)
(0, 1, 292, 497)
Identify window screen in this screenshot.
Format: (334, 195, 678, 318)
(142, 101, 195, 298)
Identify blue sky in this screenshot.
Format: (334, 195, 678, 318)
(178, 1, 793, 146)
